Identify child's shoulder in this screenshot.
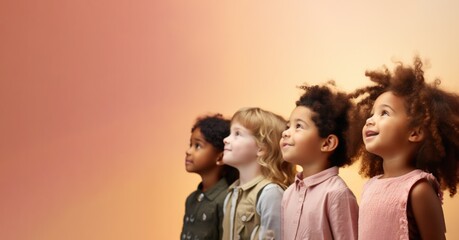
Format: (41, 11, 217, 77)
(186, 179, 230, 204)
(261, 182, 284, 194)
(206, 179, 230, 202)
(322, 174, 352, 192)
(185, 188, 200, 206)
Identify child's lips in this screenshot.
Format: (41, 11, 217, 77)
(364, 130, 379, 138)
(185, 159, 193, 165)
(281, 142, 292, 148)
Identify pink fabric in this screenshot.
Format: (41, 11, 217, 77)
(358, 169, 441, 240)
(281, 167, 358, 240)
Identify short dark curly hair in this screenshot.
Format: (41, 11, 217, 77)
(296, 81, 358, 167)
(192, 114, 230, 151)
(349, 56, 459, 196)
(191, 114, 238, 184)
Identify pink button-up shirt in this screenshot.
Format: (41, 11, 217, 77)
(281, 167, 358, 240)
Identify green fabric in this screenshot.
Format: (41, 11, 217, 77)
(181, 178, 229, 240)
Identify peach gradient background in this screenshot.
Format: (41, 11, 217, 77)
(1, 1, 459, 239)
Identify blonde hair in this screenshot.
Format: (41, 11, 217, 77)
(232, 107, 296, 189)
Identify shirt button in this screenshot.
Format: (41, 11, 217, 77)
(190, 215, 195, 223)
(202, 213, 207, 221)
(185, 216, 189, 222)
(182, 233, 186, 239)
(197, 193, 204, 202)
(241, 215, 247, 221)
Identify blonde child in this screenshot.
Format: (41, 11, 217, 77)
(280, 82, 359, 240)
(350, 57, 459, 239)
(182, 114, 238, 240)
(222, 107, 296, 240)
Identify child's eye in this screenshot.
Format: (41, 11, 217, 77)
(194, 143, 201, 149)
(296, 123, 303, 129)
(381, 110, 389, 116)
(235, 131, 240, 136)
(285, 124, 290, 130)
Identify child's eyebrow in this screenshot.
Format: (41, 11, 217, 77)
(295, 118, 306, 122)
(294, 118, 309, 126)
(380, 104, 397, 113)
(231, 126, 245, 133)
(191, 137, 205, 143)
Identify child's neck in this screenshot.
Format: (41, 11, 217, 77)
(381, 153, 416, 178)
(237, 162, 262, 185)
(199, 169, 221, 192)
(300, 158, 330, 179)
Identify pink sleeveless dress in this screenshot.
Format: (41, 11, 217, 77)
(358, 169, 442, 240)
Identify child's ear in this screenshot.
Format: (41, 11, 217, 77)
(408, 127, 425, 143)
(256, 145, 266, 157)
(216, 152, 224, 166)
(321, 134, 338, 153)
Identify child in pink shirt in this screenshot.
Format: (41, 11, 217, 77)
(350, 57, 459, 239)
(280, 82, 359, 240)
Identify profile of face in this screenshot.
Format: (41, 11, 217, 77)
(280, 106, 325, 165)
(362, 91, 414, 157)
(185, 128, 222, 174)
(222, 122, 259, 168)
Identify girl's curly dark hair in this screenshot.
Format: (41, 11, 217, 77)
(191, 114, 238, 184)
(297, 81, 359, 167)
(349, 57, 459, 196)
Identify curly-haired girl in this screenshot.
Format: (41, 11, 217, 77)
(350, 57, 459, 240)
(182, 114, 238, 240)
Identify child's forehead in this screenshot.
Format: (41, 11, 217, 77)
(289, 106, 315, 120)
(191, 127, 206, 140)
(373, 91, 407, 109)
(230, 121, 249, 130)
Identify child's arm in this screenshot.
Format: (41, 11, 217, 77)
(328, 188, 359, 240)
(410, 180, 446, 240)
(256, 184, 283, 240)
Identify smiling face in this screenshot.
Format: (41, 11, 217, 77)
(222, 122, 259, 168)
(185, 128, 222, 174)
(362, 91, 413, 158)
(280, 106, 325, 166)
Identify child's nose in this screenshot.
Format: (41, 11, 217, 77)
(365, 116, 375, 126)
(185, 146, 192, 155)
(282, 128, 290, 138)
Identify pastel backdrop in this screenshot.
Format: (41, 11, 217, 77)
(1, 0, 459, 239)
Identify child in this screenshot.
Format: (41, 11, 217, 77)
(181, 114, 239, 240)
(350, 57, 459, 239)
(222, 107, 296, 240)
(280, 82, 359, 240)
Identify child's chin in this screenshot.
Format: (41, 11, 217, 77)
(283, 156, 297, 164)
(364, 146, 380, 156)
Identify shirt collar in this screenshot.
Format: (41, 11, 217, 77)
(295, 166, 339, 190)
(197, 178, 228, 201)
(228, 175, 265, 192)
